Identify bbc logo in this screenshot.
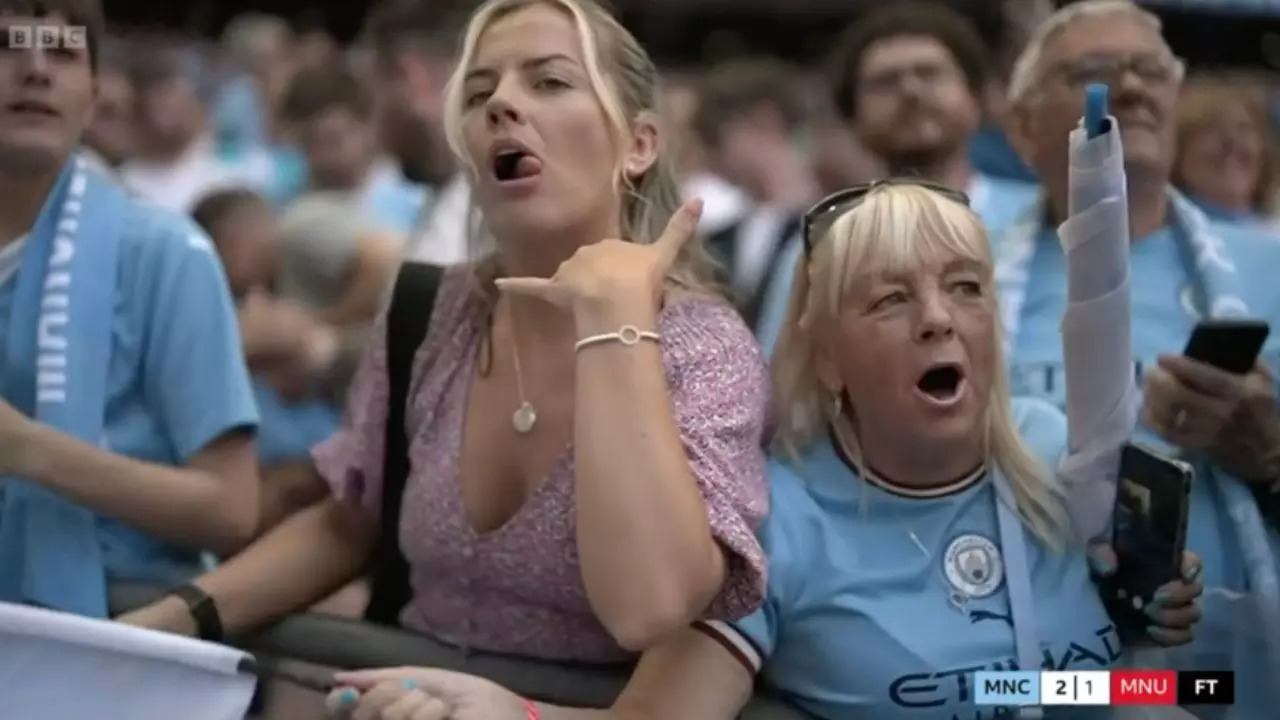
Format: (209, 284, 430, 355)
(6, 25, 86, 50)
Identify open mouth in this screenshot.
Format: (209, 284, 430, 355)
(6, 100, 59, 119)
(491, 148, 542, 183)
(916, 363, 965, 403)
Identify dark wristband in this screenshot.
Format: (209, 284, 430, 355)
(169, 583, 224, 642)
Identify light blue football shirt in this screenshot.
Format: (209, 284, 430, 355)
(715, 398, 1118, 719)
(0, 200, 258, 586)
(252, 380, 339, 468)
(361, 166, 428, 238)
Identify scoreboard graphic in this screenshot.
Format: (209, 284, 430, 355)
(973, 670, 1234, 706)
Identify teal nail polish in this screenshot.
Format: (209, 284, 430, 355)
(1153, 589, 1172, 604)
(403, 679, 417, 690)
(340, 689, 358, 706)
(1088, 555, 1114, 575)
(1183, 564, 1202, 583)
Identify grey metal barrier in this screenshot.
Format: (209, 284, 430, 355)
(108, 583, 812, 720)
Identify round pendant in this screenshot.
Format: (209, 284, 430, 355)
(512, 402, 538, 433)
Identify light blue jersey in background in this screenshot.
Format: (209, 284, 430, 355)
(252, 381, 339, 469)
(359, 162, 429, 239)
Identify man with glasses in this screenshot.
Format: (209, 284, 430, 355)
(756, 2, 1036, 350)
(998, 1, 1280, 712)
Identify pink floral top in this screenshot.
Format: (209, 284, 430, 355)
(313, 266, 770, 663)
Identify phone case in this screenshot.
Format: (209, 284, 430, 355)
(1184, 319, 1269, 374)
(1099, 444, 1193, 645)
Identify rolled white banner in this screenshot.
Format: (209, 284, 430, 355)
(0, 601, 255, 720)
(1055, 118, 1140, 542)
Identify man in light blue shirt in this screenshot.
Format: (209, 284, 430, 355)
(997, 1, 1280, 713)
(0, 4, 259, 617)
(756, 2, 1037, 352)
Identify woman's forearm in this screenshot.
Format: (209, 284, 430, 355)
(126, 497, 376, 636)
(572, 301, 724, 650)
(202, 498, 375, 633)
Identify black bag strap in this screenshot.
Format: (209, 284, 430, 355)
(364, 262, 445, 626)
(740, 214, 802, 330)
(1252, 483, 1280, 532)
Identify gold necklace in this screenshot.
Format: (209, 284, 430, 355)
(508, 302, 537, 434)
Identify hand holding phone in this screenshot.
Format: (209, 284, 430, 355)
(1098, 444, 1193, 645)
(1183, 318, 1269, 375)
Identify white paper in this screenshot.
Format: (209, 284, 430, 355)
(0, 601, 256, 720)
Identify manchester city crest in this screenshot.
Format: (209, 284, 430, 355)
(943, 534, 1004, 599)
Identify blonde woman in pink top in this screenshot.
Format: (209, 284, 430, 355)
(120, 0, 770, 662)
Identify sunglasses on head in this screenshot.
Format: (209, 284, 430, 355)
(802, 178, 971, 255)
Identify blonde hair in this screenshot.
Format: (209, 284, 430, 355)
(440, 0, 719, 291)
(1175, 77, 1280, 216)
(1007, 0, 1178, 106)
(771, 184, 1069, 547)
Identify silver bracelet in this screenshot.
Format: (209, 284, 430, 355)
(574, 324, 660, 352)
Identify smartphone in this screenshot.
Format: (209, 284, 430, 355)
(1099, 444, 1193, 645)
(1184, 318, 1270, 374)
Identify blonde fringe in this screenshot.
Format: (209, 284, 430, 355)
(770, 184, 1070, 548)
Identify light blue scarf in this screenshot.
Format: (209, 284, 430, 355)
(994, 189, 1280, 708)
(0, 156, 126, 617)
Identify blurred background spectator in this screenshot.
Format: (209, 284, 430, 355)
(1174, 75, 1280, 228)
(86, 0, 1280, 251)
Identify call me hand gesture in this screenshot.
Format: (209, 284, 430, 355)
(494, 198, 704, 317)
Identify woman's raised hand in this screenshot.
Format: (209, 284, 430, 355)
(495, 197, 703, 313)
(1089, 545, 1204, 647)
